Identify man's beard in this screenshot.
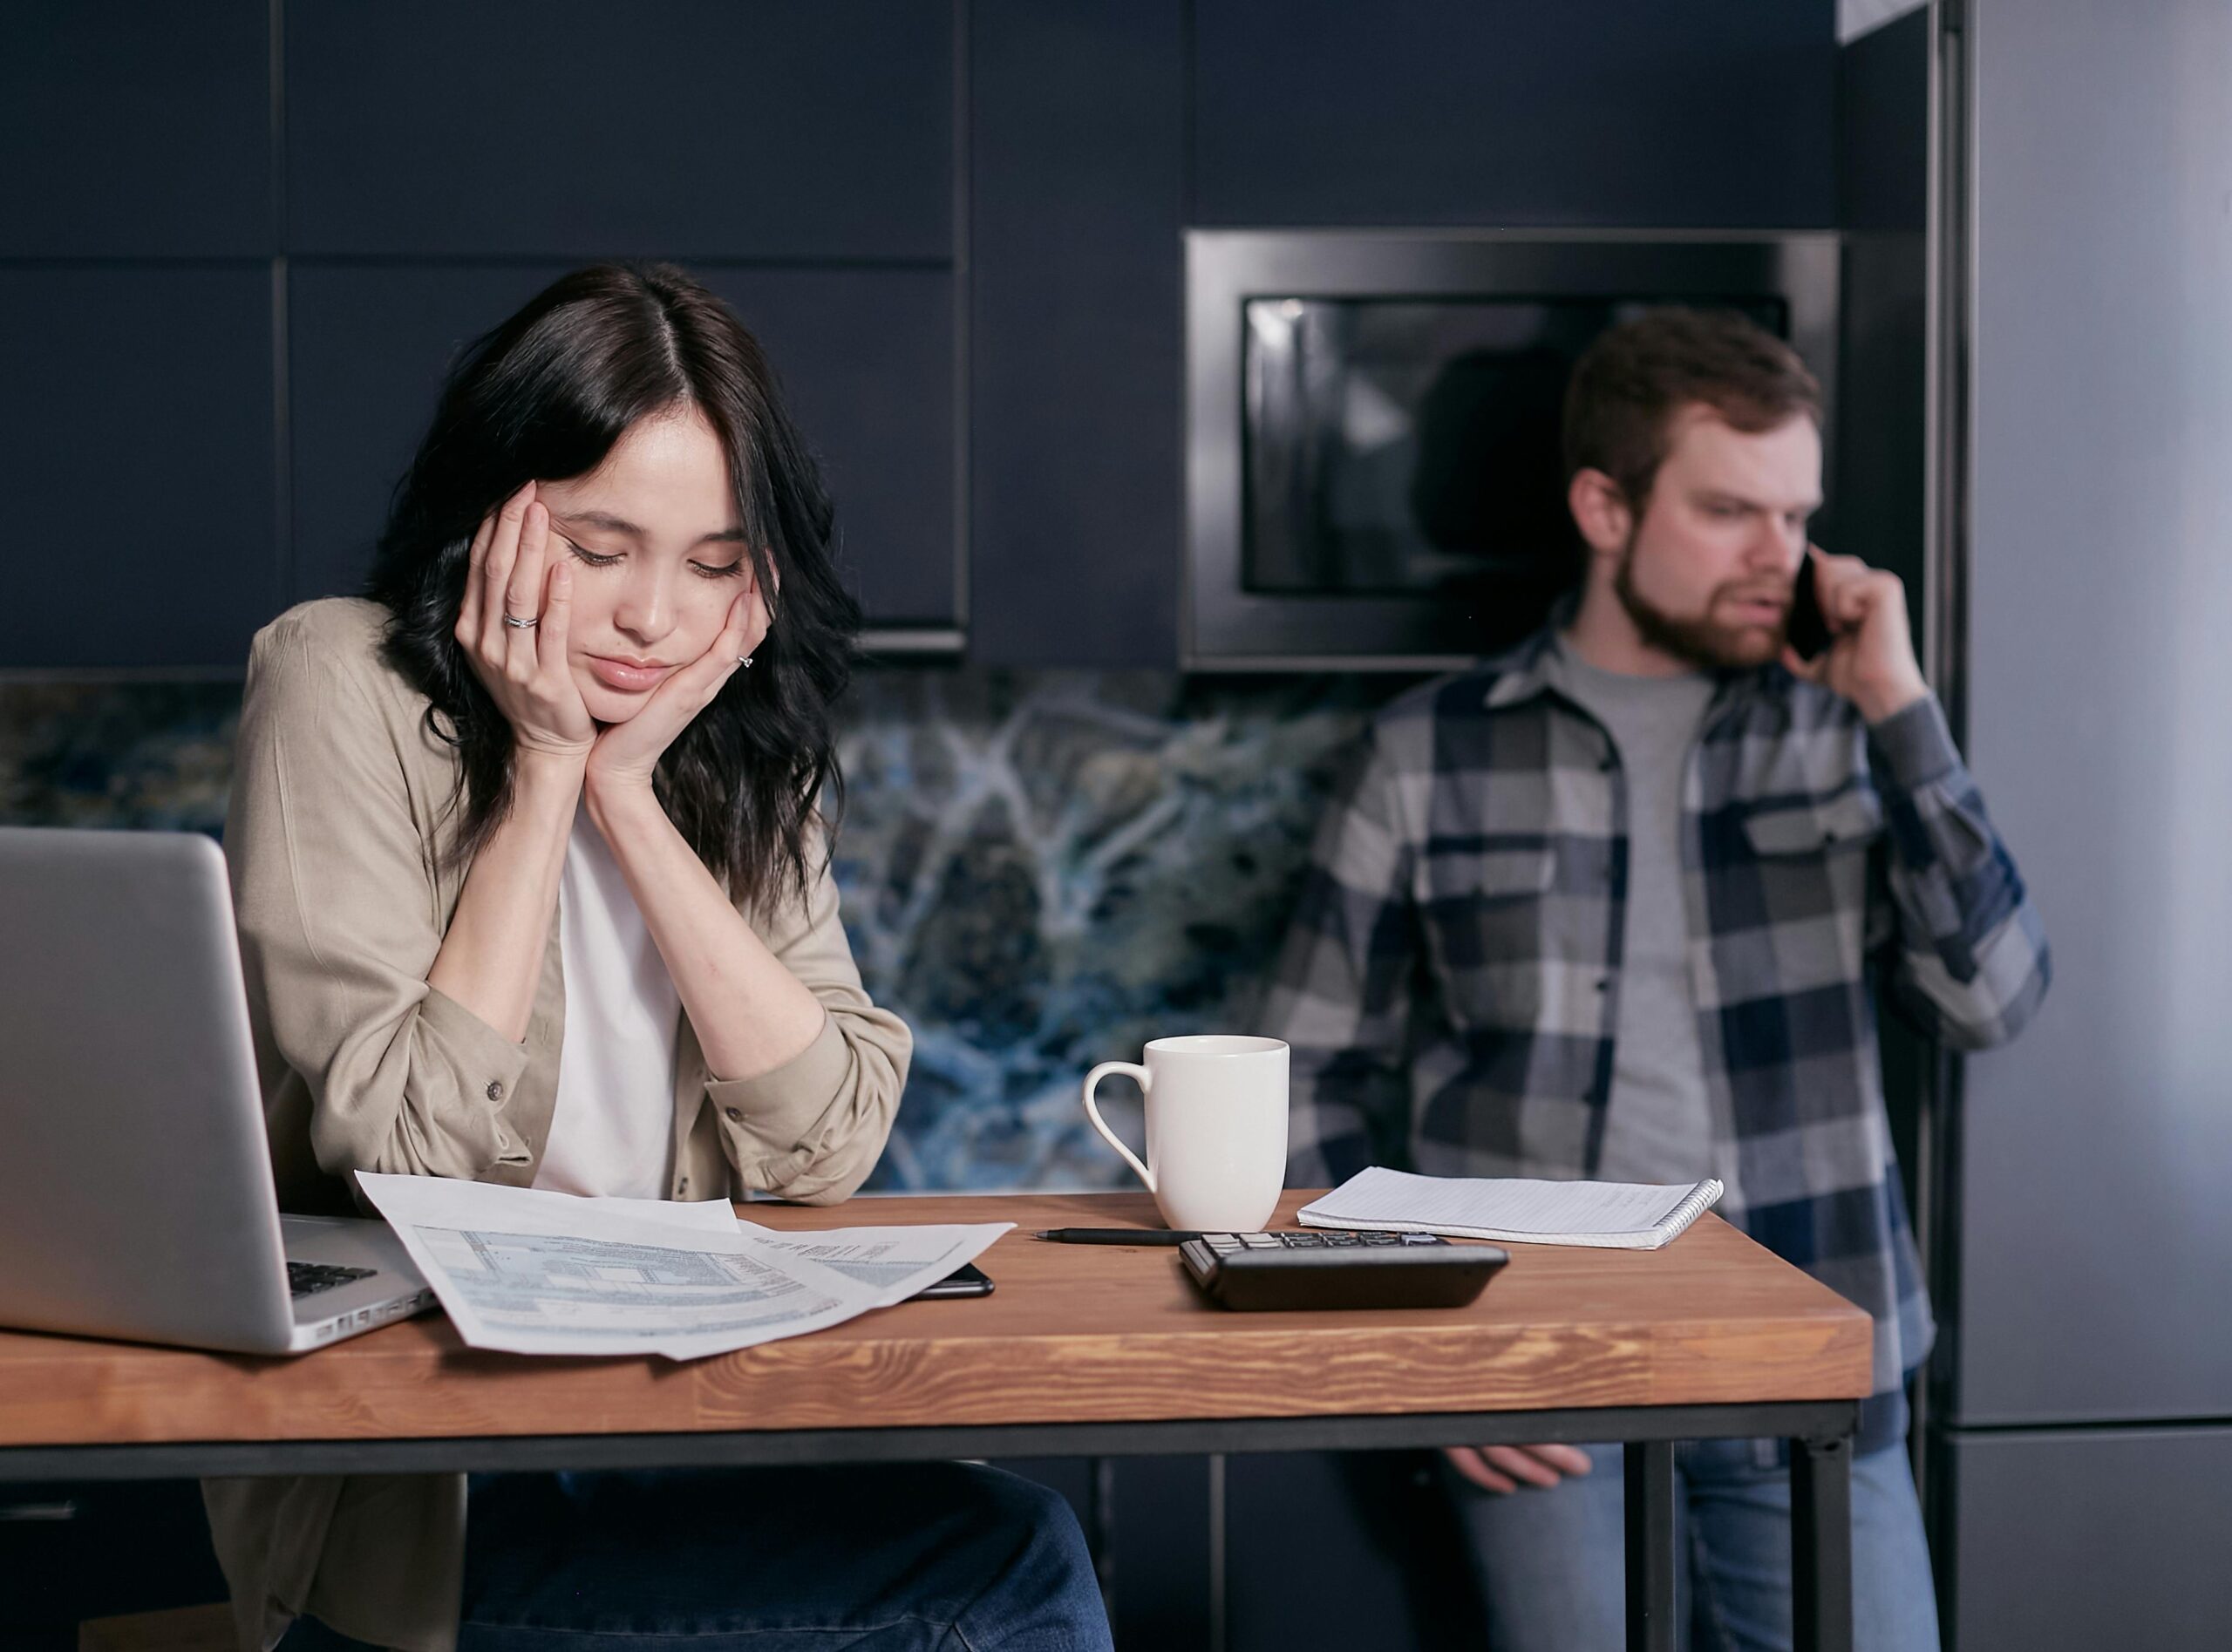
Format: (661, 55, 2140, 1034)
(1612, 534, 1788, 670)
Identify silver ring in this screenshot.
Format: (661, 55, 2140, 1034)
(501, 614, 539, 629)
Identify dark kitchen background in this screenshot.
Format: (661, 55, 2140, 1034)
(10, 3, 2228, 1649)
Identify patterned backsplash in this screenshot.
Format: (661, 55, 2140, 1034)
(0, 668, 1403, 1191)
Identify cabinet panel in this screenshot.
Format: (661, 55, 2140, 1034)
(291, 264, 954, 626)
(0, 2, 270, 257)
(703, 267, 955, 627)
(0, 1479, 225, 1642)
(1941, 1427, 2232, 1651)
(0, 268, 276, 670)
(1193, 0, 1834, 229)
(1110, 1456, 1210, 1650)
(969, 0, 1185, 666)
(286, 2, 951, 260)
(1226, 1452, 1483, 1652)
(289, 265, 563, 604)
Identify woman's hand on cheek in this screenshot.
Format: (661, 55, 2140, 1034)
(583, 589, 768, 798)
(453, 483, 598, 765)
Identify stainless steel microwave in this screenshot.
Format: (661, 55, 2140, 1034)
(1183, 229, 1841, 670)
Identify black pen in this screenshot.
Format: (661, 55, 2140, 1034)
(1034, 1227, 1205, 1246)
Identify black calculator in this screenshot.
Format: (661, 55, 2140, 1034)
(1178, 1229, 1507, 1311)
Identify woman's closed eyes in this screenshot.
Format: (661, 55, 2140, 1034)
(559, 535, 746, 581)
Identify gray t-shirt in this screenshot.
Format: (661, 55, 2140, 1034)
(1541, 638, 1719, 1183)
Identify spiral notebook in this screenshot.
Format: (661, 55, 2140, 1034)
(1298, 1166, 1723, 1250)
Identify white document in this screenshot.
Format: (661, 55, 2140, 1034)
(735, 1220, 994, 1308)
(1298, 1166, 1723, 1249)
(356, 1173, 1011, 1358)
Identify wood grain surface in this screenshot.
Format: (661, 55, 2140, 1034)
(0, 1193, 1870, 1447)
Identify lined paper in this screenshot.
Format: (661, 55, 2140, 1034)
(1299, 1166, 1722, 1250)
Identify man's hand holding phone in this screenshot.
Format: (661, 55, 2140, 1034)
(1782, 547, 1931, 725)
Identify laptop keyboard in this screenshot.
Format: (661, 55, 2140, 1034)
(288, 1261, 376, 1300)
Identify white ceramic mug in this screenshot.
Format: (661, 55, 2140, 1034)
(1080, 1035, 1290, 1232)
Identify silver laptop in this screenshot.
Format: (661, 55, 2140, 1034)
(0, 826, 434, 1354)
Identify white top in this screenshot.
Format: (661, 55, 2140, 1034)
(531, 804, 683, 1200)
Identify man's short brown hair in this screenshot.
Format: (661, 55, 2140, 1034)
(1562, 308, 1822, 508)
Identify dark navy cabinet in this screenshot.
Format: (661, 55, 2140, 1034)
(289, 263, 956, 624)
(0, 266, 277, 671)
(967, 0, 1186, 668)
(0, 3, 272, 258)
(285, 1, 953, 261)
(1193, 0, 1835, 230)
(289, 264, 567, 604)
(0, 0, 1841, 672)
(701, 266, 956, 628)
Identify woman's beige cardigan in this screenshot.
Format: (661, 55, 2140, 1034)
(204, 598, 911, 1652)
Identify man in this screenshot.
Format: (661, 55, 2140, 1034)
(1262, 308, 2048, 1650)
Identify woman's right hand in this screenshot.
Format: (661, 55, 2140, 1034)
(453, 482, 596, 763)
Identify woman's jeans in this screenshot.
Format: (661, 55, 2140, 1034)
(278, 1462, 1113, 1651)
(1443, 1438, 1941, 1652)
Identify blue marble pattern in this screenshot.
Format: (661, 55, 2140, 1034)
(833, 670, 1387, 1190)
(0, 669, 1397, 1191)
(0, 683, 239, 833)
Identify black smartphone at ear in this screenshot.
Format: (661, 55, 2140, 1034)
(1786, 552, 1833, 661)
(910, 1262, 994, 1300)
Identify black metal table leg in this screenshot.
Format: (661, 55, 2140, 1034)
(1624, 1438, 1677, 1652)
(1790, 1431, 1854, 1652)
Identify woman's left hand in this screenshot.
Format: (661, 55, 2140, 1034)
(583, 591, 769, 796)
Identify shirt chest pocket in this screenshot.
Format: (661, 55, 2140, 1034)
(1737, 790, 1882, 936)
(1739, 788, 1884, 856)
(1420, 846, 1559, 1029)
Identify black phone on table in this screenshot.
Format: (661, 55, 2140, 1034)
(910, 1262, 994, 1300)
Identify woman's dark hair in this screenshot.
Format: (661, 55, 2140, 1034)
(365, 262, 859, 912)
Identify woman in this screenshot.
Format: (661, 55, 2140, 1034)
(207, 263, 1110, 1652)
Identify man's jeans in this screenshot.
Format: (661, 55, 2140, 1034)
(278, 1462, 1113, 1651)
(1443, 1439, 1941, 1652)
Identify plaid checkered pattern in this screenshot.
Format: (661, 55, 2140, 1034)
(1263, 624, 2051, 1444)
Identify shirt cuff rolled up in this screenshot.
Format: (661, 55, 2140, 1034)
(704, 1012, 850, 1166)
(413, 984, 534, 1167)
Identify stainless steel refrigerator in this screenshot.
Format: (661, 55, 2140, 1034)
(1870, 1, 2232, 1643)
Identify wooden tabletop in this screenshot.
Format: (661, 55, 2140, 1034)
(0, 1192, 1870, 1448)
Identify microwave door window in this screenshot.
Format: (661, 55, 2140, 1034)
(1240, 296, 1788, 642)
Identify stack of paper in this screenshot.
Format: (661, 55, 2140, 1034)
(356, 1173, 1009, 1360)
(1298, 1166, 1722, 1250)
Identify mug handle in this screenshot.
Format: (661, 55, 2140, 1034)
(1081, 1062, 1156, 1192)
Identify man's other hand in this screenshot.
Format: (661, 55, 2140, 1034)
(1444, 1444, 1596, 1494)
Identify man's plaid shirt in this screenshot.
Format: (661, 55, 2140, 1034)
(1263, 623, 2051, 1447)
